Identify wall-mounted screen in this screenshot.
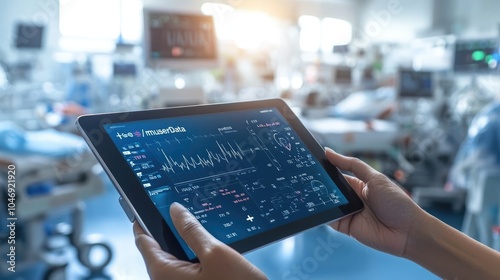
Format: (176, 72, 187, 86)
(144, 11, 218, 70)
(398, 69, 433, 98)
(453, 39, 500, 73)
(14, 23, 44, 49)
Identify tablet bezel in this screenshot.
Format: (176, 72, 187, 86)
(76, 98, 364, 261)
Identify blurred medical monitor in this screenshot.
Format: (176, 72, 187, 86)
(398, 69, 434, 98)
(14, 23, 44, 49)
(453, 39, 500, 73)
(333, 67, 352, 86)
(143, 10, 219, 70)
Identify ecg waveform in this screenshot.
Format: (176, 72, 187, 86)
(159, 141, 252, 174)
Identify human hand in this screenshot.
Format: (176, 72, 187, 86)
(326, 148, 425, 257)
(133, 202, 268, 280)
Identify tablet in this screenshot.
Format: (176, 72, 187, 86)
(76, 98, 363, 261)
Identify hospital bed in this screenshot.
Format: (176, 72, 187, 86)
(0, 124, 112, 279)
(304, 117, 399, 154)
(297, 87, 401, 154)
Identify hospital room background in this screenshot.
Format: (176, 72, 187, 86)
(1, 0, 500, 279)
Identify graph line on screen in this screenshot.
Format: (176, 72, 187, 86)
(158, 141, 252, 173)
(144, 137, 258, 186)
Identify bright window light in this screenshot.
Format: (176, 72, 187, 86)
(201, 2, 233, 41)
(321, 17, 352, 53)
(58, 37, 116, 53)
(120, 0, 143, 43)
(59, 0, 142, 52)
(219, 11, 280, 51)
(59, 0, 120, 39)
(299, 15, 352, 54)
(299, 15, 321, 52)
(201, 2, 234, 17)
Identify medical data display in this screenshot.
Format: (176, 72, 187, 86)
(105, 108, 348, 259)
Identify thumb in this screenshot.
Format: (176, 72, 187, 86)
(325, 147, 378, 183)
(170, 202, 219, 258)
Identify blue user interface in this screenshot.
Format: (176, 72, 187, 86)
(105, 108, 348, 259)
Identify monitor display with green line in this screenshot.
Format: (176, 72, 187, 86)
(453, 39, 500, 73)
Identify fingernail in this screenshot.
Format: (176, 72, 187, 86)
(169, 202, 184, 219)
(325, 147, 335, 153)
(170, 202, 192, 217)
(170, 202, 184, 210)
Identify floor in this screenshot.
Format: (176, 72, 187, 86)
(4, 174, 465, 280)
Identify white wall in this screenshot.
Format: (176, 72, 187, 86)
(452, 0, 500, 38)
(355, 0, 500, 43)
(356, 0, 433, 43)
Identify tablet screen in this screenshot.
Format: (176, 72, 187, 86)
(104, 107, 348, 260)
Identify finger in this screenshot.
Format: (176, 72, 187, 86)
(325, 147, 378, 182)
(329, 220, 340, 231)
(343, 174, 367, 199)
(170, 202, 217, 258)
(329, 215, 352, 236)
(330, 175, 366, 234)
(337, 214, 353, 235)
(133, 222, 177, 265)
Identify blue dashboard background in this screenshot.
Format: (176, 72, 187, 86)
(105, 108, 348, 259)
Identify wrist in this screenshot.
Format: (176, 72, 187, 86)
(403, 209, 439, 262)
(403, 208, 500, 279)
(403, 210, 464, 278)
